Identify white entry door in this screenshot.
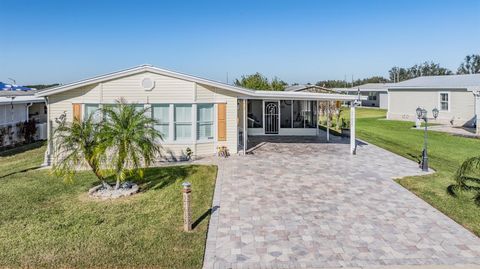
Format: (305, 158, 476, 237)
(264, 102, 279, 134)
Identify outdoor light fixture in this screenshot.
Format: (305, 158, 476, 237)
(432, 108, 439, 119)
(416, 107, 439, 172)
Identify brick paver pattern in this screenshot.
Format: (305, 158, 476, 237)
(202, 136, 480, 269)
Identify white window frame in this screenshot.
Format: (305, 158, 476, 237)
(439, 92, 450, 112)
(151, 104, 170, 142)
(197, 103, 214, 141)
(83, 103, 100, 121)
(174, 104, 193, 142)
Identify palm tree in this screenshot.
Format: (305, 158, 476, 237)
(53, 111, 105, 184)
(100, 100, 163, 189)
(447, 156, 480, 206)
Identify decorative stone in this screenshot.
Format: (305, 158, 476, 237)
(88, 182, 139, 200)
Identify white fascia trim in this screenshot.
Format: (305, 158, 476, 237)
(388, 86, 470, 91)
(36, 65, 256, 97)
(34, 64, 362, 101)
(239, 92, 364, 101)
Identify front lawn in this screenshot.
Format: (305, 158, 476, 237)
(349, 108, 480, 236)
(0, 145, 217, 268)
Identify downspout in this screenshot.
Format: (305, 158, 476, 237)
(26, 102, 33, 122)
(42, 96, 51, 167)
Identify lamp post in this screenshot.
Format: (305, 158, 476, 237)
(416, 107, 439, 172)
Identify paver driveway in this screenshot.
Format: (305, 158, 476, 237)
(202, 136, 480, 269)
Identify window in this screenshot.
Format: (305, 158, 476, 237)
(152, 104, 170, 140)
(133, 104, 144, 113)
(84, 104, 100, 121)
(197, 104, 214, 140)
(247, 100, 263, 128)
(174, 104, 192, 140)
(440, 92, 449, 111)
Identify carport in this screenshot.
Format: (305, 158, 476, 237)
(236, 90, 362, 155)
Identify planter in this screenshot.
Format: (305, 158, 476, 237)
(341, 128, 350, 137)
(88, 182, 139, 200)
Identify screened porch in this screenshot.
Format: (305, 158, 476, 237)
(237, 96, 359, 156)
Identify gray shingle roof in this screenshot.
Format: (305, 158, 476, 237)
(389, 74, 480, 90)
(0, 89, 38, 97)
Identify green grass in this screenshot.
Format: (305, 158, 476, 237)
(0, 141, 46, 178)
(347, 108, 480, 236)
(0, 144, 217, 268)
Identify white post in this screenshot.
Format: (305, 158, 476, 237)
(350, 103, 356, 155)
(243, 99, 247, 155)
(326, 102, 330, 142)
(473, 91, 480, 136)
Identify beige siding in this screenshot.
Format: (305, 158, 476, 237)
(48, 71, 238, 161)
(387, 89, 476, 126)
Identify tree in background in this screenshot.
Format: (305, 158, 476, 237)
(315, 76, 388, 88)
(457, 54, 480, 74)
(271, 77, 288, 91)
(389, 61, 453, 82)
(315, 80, 349, 88)
(26, 83, 60, 90)
(234, 73, 287, 91)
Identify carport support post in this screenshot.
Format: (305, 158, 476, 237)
(474, 91, 480, 135)
(326, 102, 330, 142)
(350, 103, 356, 155)
(243, 99, 247, 154)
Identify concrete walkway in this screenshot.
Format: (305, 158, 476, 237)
(427, 125, 479, 138)
(202, 136, 480, 269)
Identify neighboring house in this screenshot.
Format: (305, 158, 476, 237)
(387, 74, 480, 134)
(332, 83, 391, 109)
(36, 65, 360, 165)
(0, 83, 47, 146)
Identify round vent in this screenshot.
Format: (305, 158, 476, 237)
(141, 77, 155, 91)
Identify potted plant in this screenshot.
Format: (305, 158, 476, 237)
(340, 118, 350, 137)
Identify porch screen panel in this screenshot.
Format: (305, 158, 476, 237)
(280, 100, 292, 128)
(247, 100, 263, 128)
(292, 100, 304, 128)
(305, 101, 317, 128)
(217, 103, 227, 141)
(292, 101, 317, 128)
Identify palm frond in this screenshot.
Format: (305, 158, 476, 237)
(449, 156, 480, 206)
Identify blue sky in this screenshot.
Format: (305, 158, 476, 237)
(1, 0, 479, 85)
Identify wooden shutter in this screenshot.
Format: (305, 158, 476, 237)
(217, 103, 227, 141)
(72, 103, 81, 122)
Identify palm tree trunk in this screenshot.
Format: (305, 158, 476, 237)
(115, 179, 120, 190)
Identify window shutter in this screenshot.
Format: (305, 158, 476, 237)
(217, 103, 227, 141)
(72, 103, 82, 122)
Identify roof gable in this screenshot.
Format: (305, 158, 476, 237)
(37, 65, 255, 97)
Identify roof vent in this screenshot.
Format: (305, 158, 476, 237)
(141, 77, 155, 91)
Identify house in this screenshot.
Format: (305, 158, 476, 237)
(36, 65, 360, 165)
(0, 83, 47, 146)
(284, 84, 334, 93)
(332, 83, 391, 109)
(387, 74, 480, 134)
